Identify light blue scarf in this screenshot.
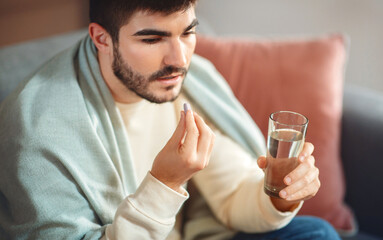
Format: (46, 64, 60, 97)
(0, 35, 265, 239)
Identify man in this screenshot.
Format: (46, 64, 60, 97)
(0, 0, 340, 239)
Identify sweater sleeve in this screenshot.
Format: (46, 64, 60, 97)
(192, 130, 302, 233)
(102, 172, 188, 240)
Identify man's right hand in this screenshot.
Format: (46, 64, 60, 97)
(150, 109, 215, 193)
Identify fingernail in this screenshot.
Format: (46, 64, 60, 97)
(280, 190, 287, 198)
(299, 155, 305, 162)
(285, 176, 292, 185)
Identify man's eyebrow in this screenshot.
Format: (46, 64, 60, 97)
(184, 19, 199, 32)
(133, 29, 171, 37)
(132, 18, 199, 37)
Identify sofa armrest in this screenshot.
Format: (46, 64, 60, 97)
(341, 84, 383, 237)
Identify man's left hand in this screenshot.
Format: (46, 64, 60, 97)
(257, 142, 320, 212)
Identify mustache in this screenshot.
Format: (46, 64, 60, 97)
(149, 66, 188, 81)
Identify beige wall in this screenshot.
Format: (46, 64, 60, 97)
(0, 0, 89, 47)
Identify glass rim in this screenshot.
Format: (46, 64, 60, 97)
(269, 110, 309, 127)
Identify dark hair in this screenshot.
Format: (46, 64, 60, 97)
(89, 0, 197, 43)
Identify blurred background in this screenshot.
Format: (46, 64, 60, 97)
(195, 0, 383, 93)
(0, 0, 89, 47)
(1, 0, 383, 93)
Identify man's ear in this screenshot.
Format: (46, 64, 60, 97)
(88, 23, 113, 54)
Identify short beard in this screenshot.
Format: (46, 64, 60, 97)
(112, 44, 187, 104)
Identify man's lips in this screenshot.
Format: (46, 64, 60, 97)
(157, 74, 182, 80)
(156, 74, 183, 85)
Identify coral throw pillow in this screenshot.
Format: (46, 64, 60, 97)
(195, 34, 355, 233)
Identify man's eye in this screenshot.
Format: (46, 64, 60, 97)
(183, 31, 196, 36)
(141, 38, 161, 44)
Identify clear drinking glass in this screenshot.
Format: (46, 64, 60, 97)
(264, 111, 309, 198)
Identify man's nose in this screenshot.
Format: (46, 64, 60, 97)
(163, 39, 187, 68)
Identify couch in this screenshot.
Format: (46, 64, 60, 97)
(0, 30, 382, 240)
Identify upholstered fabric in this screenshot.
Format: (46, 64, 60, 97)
(195, 34, 355, 233)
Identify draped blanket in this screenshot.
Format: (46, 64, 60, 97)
(0, 35, 265, 239)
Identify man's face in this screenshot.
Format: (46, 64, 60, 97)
(112, 7, 197, 103)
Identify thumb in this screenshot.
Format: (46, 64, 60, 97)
(257, 156, 267, 169)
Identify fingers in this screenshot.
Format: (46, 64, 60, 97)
(180, 109, 215, 154)
(282, 177, 321, 201)
(181, 109, 199, 155)
(194, 112, 215, 166)
(298, 142, 314, 162)
(168, 111, 186, 146)
(285, 155, 315, 184)
(151, 106, 214, 192)
(281, 155, 320, 201)
(194, 113, 215, 152)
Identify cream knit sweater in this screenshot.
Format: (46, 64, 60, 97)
(102, 94, 301, 240)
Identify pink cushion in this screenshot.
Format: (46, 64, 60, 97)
(195, 34, 355, 232)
